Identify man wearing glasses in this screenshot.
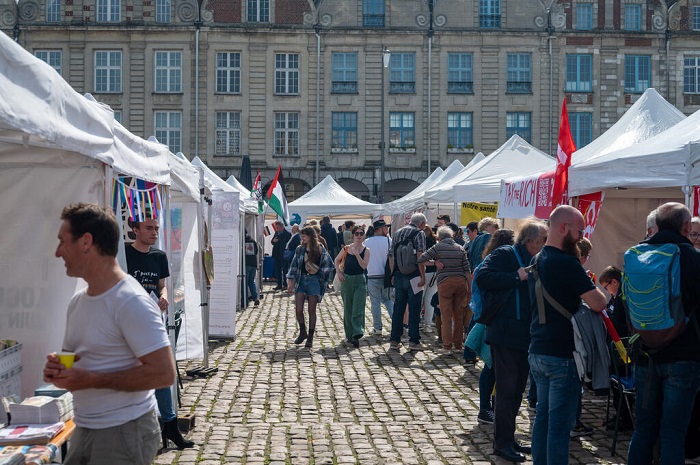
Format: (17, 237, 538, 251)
(690, 216, 700, 250)
(528, 205, 607, 465)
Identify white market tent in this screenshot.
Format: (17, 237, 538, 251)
(0, 32, 177, 397)
(288, 175, 380, 218)
(384, 159, 461, 216)
(563, 90, 689, 273)
(424, 135, 555, 204)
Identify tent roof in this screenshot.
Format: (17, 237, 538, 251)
(383, 161, 464, 214)
(569, 107, 700, 195)
(0, 34, 170, 184)
(168, 151, 200, 203)
(288, 175, 379, 216)
(424, 135, 555, 203)
(572, 88, 686, 166)
(190, 156, 258, 213)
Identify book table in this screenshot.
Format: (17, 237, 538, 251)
(0, 420, 74, 464)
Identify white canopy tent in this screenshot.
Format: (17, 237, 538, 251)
(424, 135, 555, 205)
(288, 175, 381, 218)
(384, 160, 461, 216)
(0, 32, 174, 397)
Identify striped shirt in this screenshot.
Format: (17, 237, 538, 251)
(418, 238, 471, 285)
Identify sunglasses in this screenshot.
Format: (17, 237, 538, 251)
(354, 231, 365, 236)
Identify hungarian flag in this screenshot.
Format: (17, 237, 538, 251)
(250, 169, 264, 213)
(266, 165, 289, 225)
(552, 99, 576, 207)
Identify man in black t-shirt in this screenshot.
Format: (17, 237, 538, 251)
(528, 205, 606, 465)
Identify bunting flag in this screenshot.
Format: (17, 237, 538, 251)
(112, 177, 162, 220)
(266, 165, 290, 226)
(250, 169, 264, 214)
(552, 99, 576, 207)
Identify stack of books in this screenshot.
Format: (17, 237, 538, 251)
(8, 394, 73, 425)
(0, 423, 64, 446)
(0, 444, 57, 464)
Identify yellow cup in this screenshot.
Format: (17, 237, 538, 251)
(56, 352, 76, 369)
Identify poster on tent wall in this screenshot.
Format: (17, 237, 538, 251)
(693, 187, 700, 216)
(209, 191, 240, 338)
(498, 172, 555, 219)
(461, 202, 499, 223)
(577, 192, 605, 240)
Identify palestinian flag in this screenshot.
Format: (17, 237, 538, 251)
(266, 165, 289, 225)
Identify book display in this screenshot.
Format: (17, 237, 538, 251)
(8, 395, 73, 425)
(0, 423, 64, 447)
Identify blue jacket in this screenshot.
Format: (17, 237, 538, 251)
(476, 243, 533, 352)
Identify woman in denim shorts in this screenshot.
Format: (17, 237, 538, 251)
(286, 226, 333, 348)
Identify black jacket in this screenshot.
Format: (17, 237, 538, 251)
(320, 223, 339, 254)
(271, 229, 291, 259)
(634, 229, 700, 363)
(476, 243, 533, 352)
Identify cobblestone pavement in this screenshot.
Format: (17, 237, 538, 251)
(155, 285, 630, 465)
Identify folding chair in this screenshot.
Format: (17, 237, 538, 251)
(605, 337, 636, 456)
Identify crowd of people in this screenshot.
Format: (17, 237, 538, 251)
(263, 202, 700, 465)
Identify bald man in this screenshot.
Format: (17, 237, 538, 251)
(528, 205, 607, 465)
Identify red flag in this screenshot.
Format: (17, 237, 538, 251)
(552, 99, 576, 207)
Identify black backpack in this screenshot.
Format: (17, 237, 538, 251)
(393, 228, 420, 275)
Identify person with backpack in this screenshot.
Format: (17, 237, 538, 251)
(417, 226, 471, 353)
(389, 213, 428, 352)
(475, 219, 547, 462)
(528, 205, 607, 465)
(627, 202, 700, 465)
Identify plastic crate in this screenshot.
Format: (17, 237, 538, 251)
(0, 369, 21, 399)
(0, 344, 21, 379)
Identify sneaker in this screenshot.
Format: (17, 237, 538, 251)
(408, 342, 427, 351)
(389, 340, 400, 351)
(477, 409, 495, 425)
(570, 421, 593, 438)
(371, 328, 383, 336)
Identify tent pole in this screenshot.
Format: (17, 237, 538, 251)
(197, 168, 211, 368)
(162, 186, 178, 415)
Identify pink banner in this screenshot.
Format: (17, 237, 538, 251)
(693, 186, 700, 216)
(498, 171, 555, 219)
(577, 191, 605, 239)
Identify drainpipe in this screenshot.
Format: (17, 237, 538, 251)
(194, 2, 203, 158)
(314, 24, 321, 186)
(427, 0, 434, 175)
(666, 29, 672, 99)
(546, 8, 555, 156)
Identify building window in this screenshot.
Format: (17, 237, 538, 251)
(565, 54, 592, 93)
(46, 0, 60, 22)
(275, 113, 299, 156)
(154, 111, 181, 153)
(275, 53, 299, 95)
(576, 3, 593, 30)
(684, 57, 700, 94)
(389, 112, 415, 150)
(155, 51, 182, 93)
(331, 112, 358, 150)
(693, 6, 700, 31)
(156, 0, 171, 23)
(447, 112, 473, 149)
(216, 52, 241, 94)
(331, 53, 358, 94)
(215, 112, 241, 156)
(35, 50, 62, 75)
(114, 110, 122, 124)
(389, 53, 415, 94)
(363, 0, 385, 27)
(447, 53, 473, 94)
(506, 112, 531, 142)
(95, 51, 122, 93)
(569, 112, 592, 148)
(96, 0, 120, 22)
(506, 53, 532, 93)
(479, 0, 500, 28)
(623, 4, 642, 31)
(624, 55, 650, 93)
(248, 0, 269, 22)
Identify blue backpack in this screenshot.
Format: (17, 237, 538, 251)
(472, 245, 524, 325)
(622, 242, 688, 349)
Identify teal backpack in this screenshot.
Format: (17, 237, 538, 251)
(622, 242, 688, 349)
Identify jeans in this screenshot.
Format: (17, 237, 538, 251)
(464, 317, 477, 361)
(367, 278, 393, 331)
(479, 364, 496, 412)
(155, 386, 176, 422)
(246, 266, 259, 300)
(391, 273, 423, 344)
(628, 360, 700, 465)
(529, 353, 581, 465)
(341, 274, 367, 340)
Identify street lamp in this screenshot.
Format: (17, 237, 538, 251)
(380, 46, 390, 204)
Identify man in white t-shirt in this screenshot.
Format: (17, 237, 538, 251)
(364, 219, 394, 335)
(44, 203, 175, 465)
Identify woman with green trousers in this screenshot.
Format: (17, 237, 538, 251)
(335, 225, 370, 347)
